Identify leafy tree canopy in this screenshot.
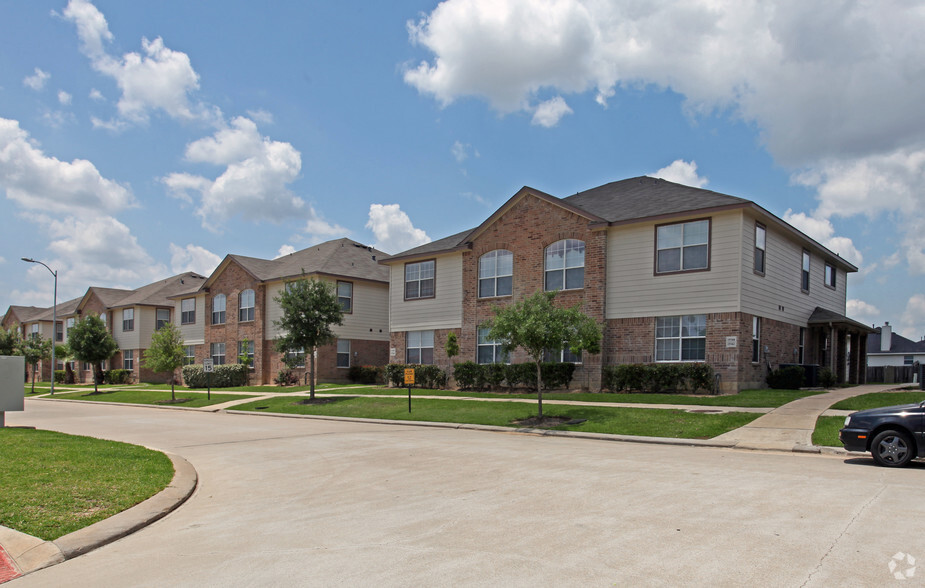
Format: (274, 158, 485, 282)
(68, 315, 119, 393)
(143, 322, 186, 400)
(0, 327, 22, 356)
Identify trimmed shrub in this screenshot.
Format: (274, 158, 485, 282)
(767, 365, 805, 389)
(181, 364, 247, 388)
(602, 363, 716, 394)
(54, 370, 66, 384)
(104, 369, 133, 385)
(275, 369, 298, 386)
(384, 363, 448, 389)
(453, 361, 483, 390)
(385, 363, 406, 387)
(819, 367, 837, 389)
(347, 365, 383, 385)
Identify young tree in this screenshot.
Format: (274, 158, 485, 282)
(483, 290, 602, 419)
(21, 334, 52, 394)
(444, 331, 460, 384)
(273, 276, 344, 401)
(55, 343, 75, 384)
(143, 322, 186, 401)
(68, 315, 119, 394)
(0, 327, 22, 356)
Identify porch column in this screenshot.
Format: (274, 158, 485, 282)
(835, 328, 848, 384)
(858, 333, 868, 384)
(848, 332, 860, 385)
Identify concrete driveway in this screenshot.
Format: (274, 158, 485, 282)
(7, 399, 925, 587)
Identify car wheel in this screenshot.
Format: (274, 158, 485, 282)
(871, 429, 915, 467)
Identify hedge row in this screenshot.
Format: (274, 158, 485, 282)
(54, 368, 132, 385)
(347, 365, 385, 385)
(452, 361, 577, 391)
(602, 363, 716, 394)
(384, 364, 449, 389)
(181, 364, 248, 388)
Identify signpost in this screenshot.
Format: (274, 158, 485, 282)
(203, 358, 214, 400)
(404, 368, 415, 413)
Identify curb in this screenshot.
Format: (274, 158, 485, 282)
(0, 451, 197, 578)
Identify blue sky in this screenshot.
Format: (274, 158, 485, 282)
(2, 1, 924, 338)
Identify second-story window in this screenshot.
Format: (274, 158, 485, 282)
(405, 260, 435, 300)
(55, 321, 63, 342)
(479, 250, 513, 298)
(239, 289, 255, 322)
(754, 223, 766, 274)
(156, 309, 170, 330)
(212, 294, 226, 325)
(122, 308, 134, 332)
(30, 324, 39, 340)
(656, 219, 709, 273)
(337, 281, 353, 313)
(181, 298, 195, 324)
(824, 262, 836, 288)
(545, 239, 585, 291)
(801, 250, 811, 292)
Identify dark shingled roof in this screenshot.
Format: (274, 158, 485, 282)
(808, 307, 874, 333)
(378, 229, 473, 262)
(109, 272, 206, 309)
(3, 305, 47, 324)
(867, 327, 925, 354)
(33, 296, 83, 321)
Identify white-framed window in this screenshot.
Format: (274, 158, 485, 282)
(479, 250, 513, 298)
(100, 312, 107, 327)
(156, 309, 170, 330)
(237, 340, 254, 369)
(211, 342, 226, 365)
(544, 345, 582, 364)
(545, 239, 585, 291)
(337, 281, 353, 313)
(122, 308, 134, 332)
(123, 349, 134, 370)
(212, 294, 226, 325)
(656, 219, 710, 273)
(65, 317, 75, 340)
(655, 315, 706, 362)
(183, 345, 196, 366)
(754, 223, 766, 274)
(239, 289, 255, 322)
(406, 330, 434, 365)
(55, 321, 63, 342)
(801, 250, 811, 292)
(181, 298, 195, 324)
(477, 328, 509, 364)
(798, 327, 805, 364)
(337, 339, 350, 368)
(30, 324, 39, 340)
(405, 260, 435, 300)
(904, 355, 914, 366)
(287, 348, 306, 368)
(752, 317, 761, 363)
(824, 262, 836, 288)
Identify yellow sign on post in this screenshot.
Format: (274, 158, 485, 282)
(404, 368, 415, 385)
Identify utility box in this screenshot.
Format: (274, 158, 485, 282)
(0, 355, 25, 427)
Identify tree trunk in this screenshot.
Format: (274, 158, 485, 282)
(171, 372, 176, 402)
(535, 361, 543, 419)
(309, 349, 316, 401)
(31, 363, 36, 394)
(94, 362, 102, 394)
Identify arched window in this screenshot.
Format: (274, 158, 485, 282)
(544, 239, 585, 291)
(212, 294, 226, 325)
(239, 289, 255, 322)
(478, 250, 513, 298)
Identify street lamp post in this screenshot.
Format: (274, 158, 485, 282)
(21, 258, 57, 396)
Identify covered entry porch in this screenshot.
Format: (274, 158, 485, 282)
(807, 307, 875, 385)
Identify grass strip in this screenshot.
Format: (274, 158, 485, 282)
(53, 389, 255, 407)
(813, 416, 846, 447)
(0, 429, 174, 541)
(830, 391, 925, 411)
(231, 395, 759, 439)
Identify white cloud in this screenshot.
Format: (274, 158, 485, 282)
(184, 117, 263, 165)
(303, 216, 349, 244)
(0, 256, 6, 264)
(62, 0, 214, 126)
(782, 210, 863, 267)
(169, 243, 221, 275)
(649, 159, 708, 188)
(0, 117, 134, 215)
(89, 88, 104, 101)
(276, 245, 296, 258)
(57, 91, 72, 105)
(846, 299, 880, 326)
(531, 96, 572, 127)
(23, 68, 50, 91)
(452, 140, 470, 163)
(365, 204, 431, 254)
(899, 294, 925, 341)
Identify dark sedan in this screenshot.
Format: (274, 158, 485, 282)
(839, 401, 925, 467)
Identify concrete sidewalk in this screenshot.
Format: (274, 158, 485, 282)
(711, 383, 900, 452)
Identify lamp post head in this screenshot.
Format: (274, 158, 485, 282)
(21, 257, 34, 263)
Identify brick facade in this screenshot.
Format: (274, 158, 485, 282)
(204, 261, 267, 383)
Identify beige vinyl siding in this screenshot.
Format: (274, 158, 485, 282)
(176, 295, 205, 345)
(265, 278, 390, 341)
(388, 253, 463, 331)
(605, 211, 743, 319)
(137, 307, 158, 349)
(740, 213, 847, 323)
(114, 308, 140, 350)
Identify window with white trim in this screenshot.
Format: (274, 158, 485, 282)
(405, 260, 435, 300)
(123, 349, 134, 370)
(337, 339, 350, 368)
(210, 342, 226, 365)
(904, 355, 914, 366)
(212, 294, 226, 325)
(287, 348, 306, 368)
(479, 250, 513, 298)
(30, 324, 39, 340)
(122, 308, 134, 332)
(237, 340, 254, 369)
(824, 262, 836, 288)
(656, 220, 709, 273)
(545, 239, 585, 291)
(406, 330, 434, 365)
(655, 315, 706, 362)
(336, 281, 353, 313)
(55, 321, 63, 342)
(544, 345, 582, 364)
(752, 317, 761, 363)
(798, 327, 805, 364)
(156, 308, 170, 330)
(181, 299, 195, 324)
(100, 312, 107, 326)
(754, 223, 766, 274)
(239, 289, 255, 322)
(801, 250, 811, 292)
(183, 345, 196, 366)
(477, 328, 509, 364)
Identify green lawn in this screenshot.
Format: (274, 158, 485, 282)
(230, 395, 759, 439)
(813, 415, 847, 447)
(0, 429, 174, 541)
(53, 389, 256, 407)
(321, 386, 820, 408)
(58, 381, 352, 393)
(830, 391, 925, 411)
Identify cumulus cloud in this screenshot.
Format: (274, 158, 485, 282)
(23, 68, 50, 91)
(899, 294, 925, 341)
(531, 96, 573, 127)
(57, 91, 72, 105)
(304, 216, 349, 244)
(452, 140, 476, 163)
(169, 243, 221, 275)
(365, 204, 431, 253)
(782, 210, 863, 267)
(649, 160, 708, 188)
(89, 88, 104, 101)
(0, 117, 134, 214)
(847, 299, 880, 326)
(276, 244, 296, 258)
